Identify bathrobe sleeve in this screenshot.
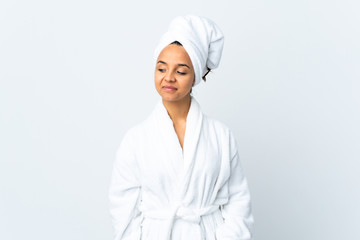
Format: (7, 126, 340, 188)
(216, 131, 254, 240)
(109, 129, 142, 240)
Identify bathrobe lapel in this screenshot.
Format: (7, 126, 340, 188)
(154, 96, 203, 199)
(179, 97, 203, 199)
(155, 99, 183, 186)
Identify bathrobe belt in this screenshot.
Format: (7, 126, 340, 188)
(140, 204, 221, 239)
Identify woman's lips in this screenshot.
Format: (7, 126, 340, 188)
(163, 86, 177, 92)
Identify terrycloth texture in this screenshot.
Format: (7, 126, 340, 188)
(154, 15, 225, 86)
(109, 97, 254, 240)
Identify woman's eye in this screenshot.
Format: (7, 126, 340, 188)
(158, 68, 165, 72)
(177, 71, 186, 75)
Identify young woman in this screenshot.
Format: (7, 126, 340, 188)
(109, 15, 254, 240)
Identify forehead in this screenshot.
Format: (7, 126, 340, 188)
(157, 44, 193, 66)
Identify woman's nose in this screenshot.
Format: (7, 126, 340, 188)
(164, 71, 175, 82)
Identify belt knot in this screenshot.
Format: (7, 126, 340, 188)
(140, 204, 220, 239)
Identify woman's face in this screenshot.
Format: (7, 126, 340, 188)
(154, 44, 195, 103)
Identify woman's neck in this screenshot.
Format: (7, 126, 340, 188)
(162, 95, 191, 123)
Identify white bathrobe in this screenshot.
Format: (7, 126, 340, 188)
(109, 97, 254, 240)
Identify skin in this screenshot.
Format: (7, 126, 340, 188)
(154, 44, 195, 149)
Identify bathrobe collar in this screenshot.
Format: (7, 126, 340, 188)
(150, 96, 204, 238)
(153, 96, 204, 197)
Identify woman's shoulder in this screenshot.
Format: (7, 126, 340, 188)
(203, 114, 232, 134)
(122, 120, 148, 139)
(121, 112, 155, 139)
(203, 114, 239, 154)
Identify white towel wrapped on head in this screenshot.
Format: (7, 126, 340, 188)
(154, 15, 225, 86)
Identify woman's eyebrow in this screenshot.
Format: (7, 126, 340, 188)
(157, 61, 190, 69)
(178, 63, 190, 69)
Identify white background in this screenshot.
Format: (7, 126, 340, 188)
(1, 0, 359, 239)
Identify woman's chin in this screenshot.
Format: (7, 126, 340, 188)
(161, 95, 179, 102)
(161, 94, 191, 103)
